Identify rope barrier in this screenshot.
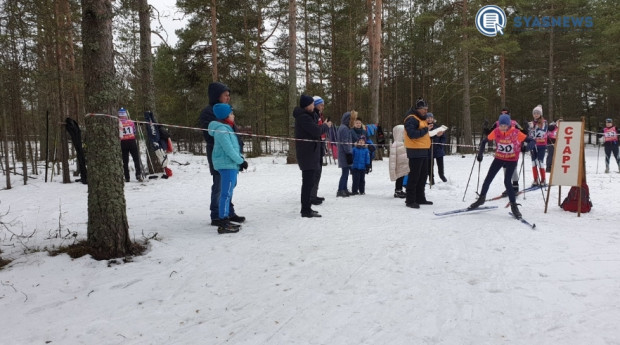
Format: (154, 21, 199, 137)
(81, 113, 575, 151)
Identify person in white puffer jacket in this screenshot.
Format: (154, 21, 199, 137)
(389, 124, 410, 198)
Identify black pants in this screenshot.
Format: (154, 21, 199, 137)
(429, 156, 445, 183)
(605, 143, 620, 167)
(351, 169, 366, 193)
(480, 159, 518, 203)
(310, 162, 322, 199)
(301, 169, 316, 213)
(121, 139, 142, 180)
(395, 176, 404, 191)
(405, 157, 429, 204)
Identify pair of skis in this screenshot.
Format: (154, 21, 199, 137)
(434, 206, 536, 229)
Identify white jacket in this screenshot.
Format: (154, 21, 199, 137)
(389, 125, 410, 181)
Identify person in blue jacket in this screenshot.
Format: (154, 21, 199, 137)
(351, 136, 371, 195)
(208, 104, 248, 234)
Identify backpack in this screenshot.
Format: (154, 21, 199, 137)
(376, 125, 386, 145)
(561, 181, 592, 213)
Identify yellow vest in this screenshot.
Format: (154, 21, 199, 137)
(403, 114, 430, 149)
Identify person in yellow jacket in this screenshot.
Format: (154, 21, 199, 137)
(403, 98, 432, 208)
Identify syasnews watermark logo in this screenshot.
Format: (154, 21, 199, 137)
(513, 16, 593, 31)
(475, 5, 507, 37)
(475, 5, 594, 37)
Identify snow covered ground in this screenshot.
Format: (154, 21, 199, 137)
(1, 145, 619, 344)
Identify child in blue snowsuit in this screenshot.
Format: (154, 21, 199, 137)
(351, 136, 371, 195)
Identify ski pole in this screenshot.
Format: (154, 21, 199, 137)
(462, 154, 477, 201)
(429, 142, 434, 188)
(476, 159, 481, 195)
(596, 142, 600, 174)
(520, 150, 526, 199)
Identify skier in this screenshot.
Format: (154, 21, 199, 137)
(486, 107, 524, 195)
(527, 104, 548, 186)
(118, 108, 143, 182)
(601, 118, 620, 173)
(469, 114, 534, 219)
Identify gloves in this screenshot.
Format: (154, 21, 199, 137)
(365, 164, 371, 174)
(346, 153, 353, 165)
(477, 152, 483, 162)
(239, 160, 248, 171)
(527, 141, 536, 152)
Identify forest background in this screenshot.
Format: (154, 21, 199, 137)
(0, 0, 618, 186)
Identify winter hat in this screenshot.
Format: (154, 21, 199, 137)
(118, 108, 128, 117)
(415, 98, 428, 109)
(359, 135, 366, 141)
(532, 104, 543, 116)
(501, 107, 510, 114)
(213, 103, 233, 120)
(606, 118, 613, 123)
(498, 114, 511, 127)
(426, 112, 434, 118)
(313, 96, 324, 106)
(300, 94, 314, 108)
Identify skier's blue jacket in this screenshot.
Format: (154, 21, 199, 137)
(208, 121, 244, 170)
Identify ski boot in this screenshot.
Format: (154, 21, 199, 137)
(510, 202, 522, 219)
(468, 195, 486, 210)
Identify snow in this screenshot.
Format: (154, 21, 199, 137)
(1, 146, 619, 344)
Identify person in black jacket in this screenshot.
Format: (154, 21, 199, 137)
(199, 82, 246, 227)
(294, 94, 332, 218)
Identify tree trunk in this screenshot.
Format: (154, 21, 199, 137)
(303, 0, 310, 89)
(82, 0, 131, 259)
(1, 105, 10, 190)
(287, 0, 297, 164)
(548, 29, 554, 121)
(55, 0, 71, 184)
(138, 0, 162, 173)
(210, 0, 218, 81)
(461, 0, 473, 153)
(369, 0, 381, 125)
(500, 53, 506, 108)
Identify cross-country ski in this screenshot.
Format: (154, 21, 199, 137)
(434, 205, 498, 216)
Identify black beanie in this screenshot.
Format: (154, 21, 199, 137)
(300, 94, 314, 108)
(415, 98, 428, 109)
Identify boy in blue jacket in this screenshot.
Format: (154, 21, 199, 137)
(351, 136, 371, 195)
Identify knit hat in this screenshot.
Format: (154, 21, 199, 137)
(118, 108, 128, 117)
(606, 118, 613, 123)
(532, 104, 543, 116)
(415, 98, 428, 109)
(300, 94, 314, 108)
(313, 96, 324, 106)
(359, 135, 366, 141)
(501, 107, 510, 114)
(498, 114, 511, 127)
(213, 103, 233, 120)
(426, 112, 434, 118)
